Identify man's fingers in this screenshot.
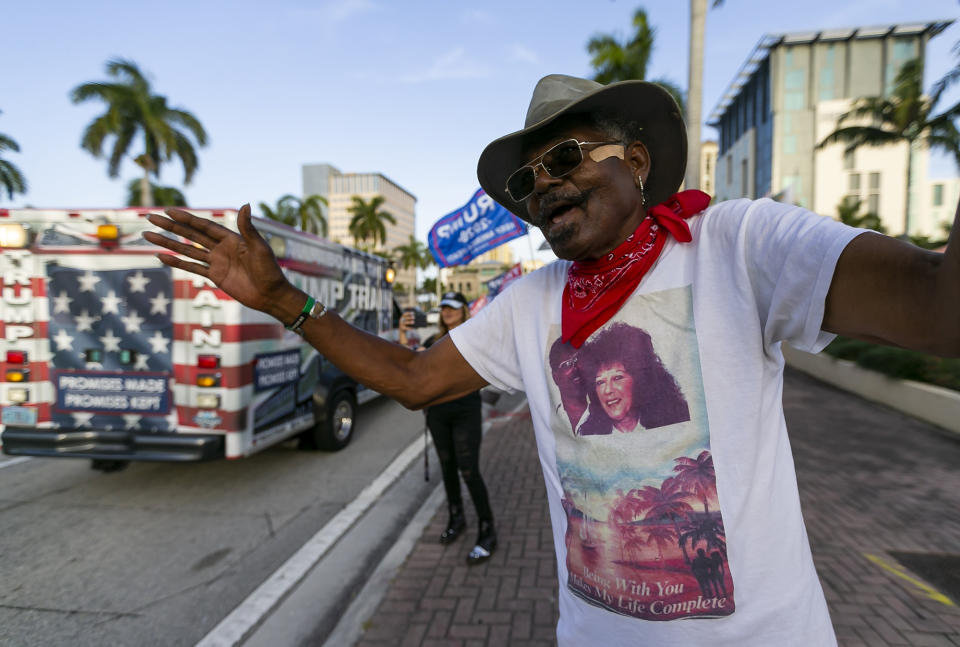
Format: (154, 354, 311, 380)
(143, 231, 211, 263)
(146, 213, 218, 250)
(155, 252, 211, 278)
(156, 208, 228, 248)
(237, 203, 267, 245)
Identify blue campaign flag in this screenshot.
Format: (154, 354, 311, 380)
(428, 188, 527, 268)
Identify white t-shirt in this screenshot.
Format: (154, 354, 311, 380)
(450, 198, 866, 647)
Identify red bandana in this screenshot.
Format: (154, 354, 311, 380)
(561, 190, 711, 348)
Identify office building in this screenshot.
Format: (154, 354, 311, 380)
(709, 21, 952, 236)
(302, 163, 417, 302)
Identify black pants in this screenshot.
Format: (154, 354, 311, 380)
(426, 395, 493, 523)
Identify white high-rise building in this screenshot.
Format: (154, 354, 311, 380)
(303, 163, 417, 302)
(709, 21, 953, 237)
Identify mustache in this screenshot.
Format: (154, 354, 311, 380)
(532, 189, 588, 228)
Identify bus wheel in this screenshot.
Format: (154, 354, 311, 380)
(300, 390, 356, 451)
(91, 459, 129, 473)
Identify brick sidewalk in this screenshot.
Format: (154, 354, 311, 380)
(355, 369, 960, 646)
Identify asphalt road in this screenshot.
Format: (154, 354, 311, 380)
(0, 395, 428, 647)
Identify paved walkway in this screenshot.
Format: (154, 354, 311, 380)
(353, 368, 960, 646)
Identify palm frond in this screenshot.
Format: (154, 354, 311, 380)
(171, 130, 199, 183)
(0, 160, 28, 199)
(817, 125, 897, 150)
(107, 124, 137, 178)
(0, 133, 20, 153)
(166, 108, 208, 146)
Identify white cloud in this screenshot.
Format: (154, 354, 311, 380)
(399, 47, 492, 84)
(509, 44, 539, 65)
(288, 0, 377, 29)
(461, 9, 495, 26)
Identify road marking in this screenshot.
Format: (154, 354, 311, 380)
(195, 434, 431, 647)
(0, 457, 32, 470)
(864, 553, 956, 607)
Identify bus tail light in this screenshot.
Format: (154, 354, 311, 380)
(197, 355, 220, 369)
(196, 394, 220, 409)
(6, 369, 29, 382)
(196, 374, 220, 388)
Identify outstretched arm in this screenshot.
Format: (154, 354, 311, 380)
(823, 198, 960, 357)
(143, 205, 487, 409)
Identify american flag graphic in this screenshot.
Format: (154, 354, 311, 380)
(46, 265, 174, 432)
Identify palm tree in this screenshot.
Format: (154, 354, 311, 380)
(818, 57, 960, 235)
(71, 58, 208, 208)
(0, 111, 27, 201)
(586, 8, 686, 116)
(635, 477, 695, 563)
(672, 450, 716, 514)
(643, 524, 677, 562)
(347, 195, 396, 250)
(393, 234, 432, 304)
(259, 195, 298, 228)
(836, 198, 887, 235)
(126, 179, 186, 207)
(277, 194, 328, 236)
(678, 515, 727, 559)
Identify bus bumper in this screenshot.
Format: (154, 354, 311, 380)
(1, 428, 225, 462)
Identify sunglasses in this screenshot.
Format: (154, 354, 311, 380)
(505, 139, 624, 203)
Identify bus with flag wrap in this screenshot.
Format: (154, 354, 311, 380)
(0, 208, 397, 469)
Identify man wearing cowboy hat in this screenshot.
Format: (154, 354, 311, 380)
(145, 74, 959, 646)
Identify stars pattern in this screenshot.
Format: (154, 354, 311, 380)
(74, 309, 100, 332)
(121, 310, 144, 333)
(46, 266, 175, 432)
(53, 328, 75, 351)
(101, 290, 122, 315)
(99, 329, 122, 352)
(77, 270, 101, 292)
(127, 270, 150, 293)
(52, 290, 72, 314)
(150, 292, 171, 315)
(148, 331, 170, 355)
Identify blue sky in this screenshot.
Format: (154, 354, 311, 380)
(4, 0, 959, 263)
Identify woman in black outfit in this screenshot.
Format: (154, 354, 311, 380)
(398, 291, 496, 565)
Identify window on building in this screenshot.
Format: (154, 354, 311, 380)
(844, 194, 860, 209)
(869, 172, 880, 191)
(783, 135, 797, 155)
(843, 148, 855, 170)
(848, 173, 861, 192)
(761, 67, 769, 122)
(819, 44, 836, 101)
(727, 156, 732, 184)
(741, 159, 748, 197)
(867, 193, 879, 214)
(933, 183, 944, 207)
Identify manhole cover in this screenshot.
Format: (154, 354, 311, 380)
(889, 552, 960, 604)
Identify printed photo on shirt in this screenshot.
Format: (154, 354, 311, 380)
(546, 285, 734, 622)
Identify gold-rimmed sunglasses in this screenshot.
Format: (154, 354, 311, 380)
(504, 139, 625, 203)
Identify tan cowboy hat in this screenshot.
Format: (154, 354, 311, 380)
(477, 74, 687, 221)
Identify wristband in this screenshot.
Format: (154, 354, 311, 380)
(286, 296, 328, 336)
(286, 296, 315, 333)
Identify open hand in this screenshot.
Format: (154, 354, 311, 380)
(143, 204, 293, 317)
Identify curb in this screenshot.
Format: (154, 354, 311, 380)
(783, 344, 960, 436)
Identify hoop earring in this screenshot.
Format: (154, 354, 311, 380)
(636, 175, 647, 207)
